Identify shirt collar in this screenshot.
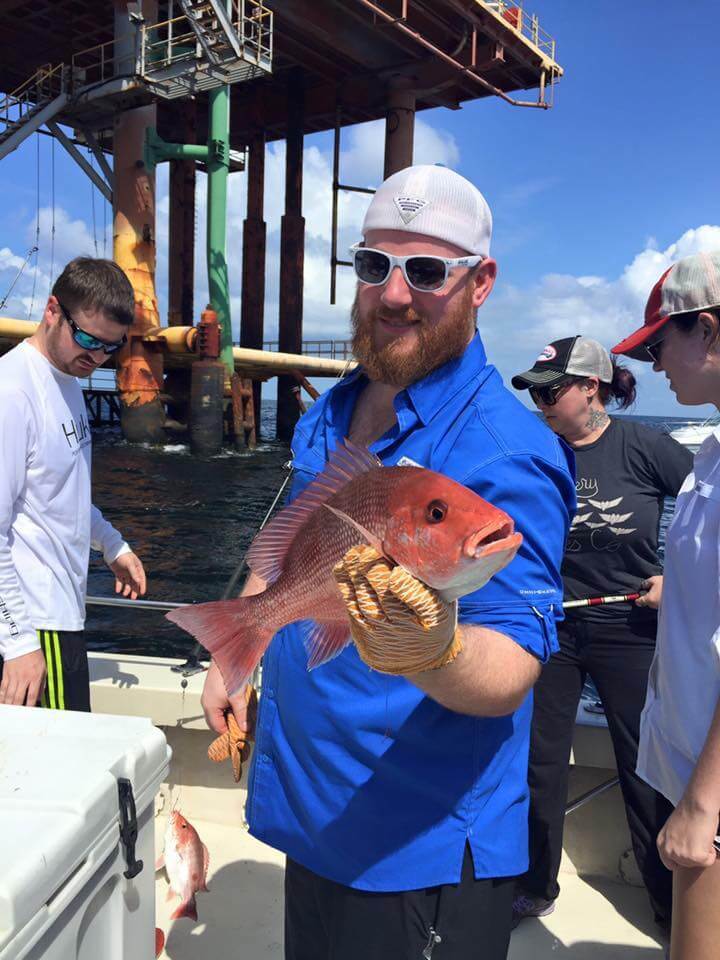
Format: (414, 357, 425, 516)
(405, 332, 488, 425)
(331, 332, 490, 434)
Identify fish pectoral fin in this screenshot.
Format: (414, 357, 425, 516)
(301, 620, 352, 669)
(170, 896, 198, 922)
(323, 504, 384, 555)
(166, 885, 178, 902)
(155, 854, 165, 872)
(201, 843, 210, 891)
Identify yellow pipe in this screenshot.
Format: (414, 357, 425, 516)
(0, 318, 355, 379)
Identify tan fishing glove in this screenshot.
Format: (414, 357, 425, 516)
(207, 684, 258, 782)
(332, 545, 462, 675)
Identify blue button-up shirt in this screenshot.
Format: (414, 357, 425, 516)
(246, 333, 575, 891)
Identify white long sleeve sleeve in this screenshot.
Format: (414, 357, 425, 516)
(0, 390, 41, 660)
(90, 505, 130, 564)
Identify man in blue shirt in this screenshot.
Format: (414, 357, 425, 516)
(201, 164, 575, 959)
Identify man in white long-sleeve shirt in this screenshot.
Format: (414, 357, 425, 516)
(0, 256, 147, 710)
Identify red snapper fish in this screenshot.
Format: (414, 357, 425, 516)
(167, 441, 523, 695)
(161, 810, 209, 922)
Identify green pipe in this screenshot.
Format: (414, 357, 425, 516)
(144, 128, 209, 169)
(207, 85, 233, 377)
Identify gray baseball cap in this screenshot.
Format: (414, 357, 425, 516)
(512, 336, 614, 389)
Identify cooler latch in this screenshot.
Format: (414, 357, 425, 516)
(118, 777, 144, 879)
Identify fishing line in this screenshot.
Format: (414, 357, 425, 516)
(171, 462, 293, 678)
(102, 171, 107, 257)
(1, 244, 38, 313)
(27, 134, 41, 320)
(47, 137, 56, 296)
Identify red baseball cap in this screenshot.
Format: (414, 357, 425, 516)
(612, 251, 720, 361)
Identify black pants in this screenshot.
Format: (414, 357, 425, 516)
(0, 629, 90, 711)
(520, 616, 673, 922)
(285, 845, 514, 960)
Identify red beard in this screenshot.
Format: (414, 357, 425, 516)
(351, 284, 476, 387)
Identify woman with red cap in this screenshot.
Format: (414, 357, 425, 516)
(613, 250, 720, 960)
(511, 335, 691, 935)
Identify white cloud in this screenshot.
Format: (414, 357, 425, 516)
(482, 225, 720, 416)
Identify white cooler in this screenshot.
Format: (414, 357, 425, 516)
(0, 705, 170, 960)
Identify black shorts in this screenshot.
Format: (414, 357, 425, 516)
(0, 629, 90, 712)
(284, 844, 514, 960)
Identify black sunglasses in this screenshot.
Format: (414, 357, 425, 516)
(645, 336, 665, 364)
(529, 379, 575, 407)
(58, 301, 127, 355)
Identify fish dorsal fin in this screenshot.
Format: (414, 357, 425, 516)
(245, 440, 381, 585)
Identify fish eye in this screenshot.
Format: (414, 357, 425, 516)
(426, 499, 448, 524)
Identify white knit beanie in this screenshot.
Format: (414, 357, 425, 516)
(361, 164, 492, 257)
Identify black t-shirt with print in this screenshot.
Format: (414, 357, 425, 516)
(562, 417, 693, 623)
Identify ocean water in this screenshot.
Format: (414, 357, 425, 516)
(85, 409, 698, 658)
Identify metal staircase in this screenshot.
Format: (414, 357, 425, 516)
(0, 1, 272, 158)
(0, 65, 69, 161)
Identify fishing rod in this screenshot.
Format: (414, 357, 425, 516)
(88, 590, 646, 616)
(563, 592, 642, 609)
(87, 596, 186, 612)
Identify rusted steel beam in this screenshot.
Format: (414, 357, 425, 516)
(240, 116, 266, 440)
(168, 101, 197, 327)
(276, 69, 306, 444)
(113, 100, 166, 442)
(384, 75, 416, 177)
(112, 0, 165, 443)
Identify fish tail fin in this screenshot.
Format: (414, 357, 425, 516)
(166, 599, 272, 696)
(170, 895, 197, 922)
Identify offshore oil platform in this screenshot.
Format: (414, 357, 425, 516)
(0, 0, 561, 454)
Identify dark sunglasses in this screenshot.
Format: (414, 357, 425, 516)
(349, 243, 484, 293)
(58, 301, 127, 354)
(645, 336, 665, 364)
(529, 379, 575, 407)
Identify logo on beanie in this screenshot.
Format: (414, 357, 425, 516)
(536, 345, 557, 362)
(393, 196, 430, 224)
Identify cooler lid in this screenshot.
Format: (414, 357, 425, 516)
(0, 705, 170, 941)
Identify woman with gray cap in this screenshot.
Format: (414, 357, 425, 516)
(613, 251, 720, 960)
(511, 335, 692, 932)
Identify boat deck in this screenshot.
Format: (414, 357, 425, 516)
(86, 653, 667, 960)
(153, 814, 666, 959)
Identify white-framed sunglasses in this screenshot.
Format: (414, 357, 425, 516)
(349, 243, 485, 293)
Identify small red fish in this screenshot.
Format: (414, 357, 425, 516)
(167, 440, 522, 696)
(155, 927, 165, 958)
(162, 810, 209, 922)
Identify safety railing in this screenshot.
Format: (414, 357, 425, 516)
(0, 63, 68, 133)
(63, 0, 273, 94)
(476, 1, 556, 61)
(142, 0, 273, 78)
(260, 339, 355, 361)
(71, 38, 133, 88)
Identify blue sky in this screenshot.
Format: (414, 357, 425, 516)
(0, 0, 718, 416)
